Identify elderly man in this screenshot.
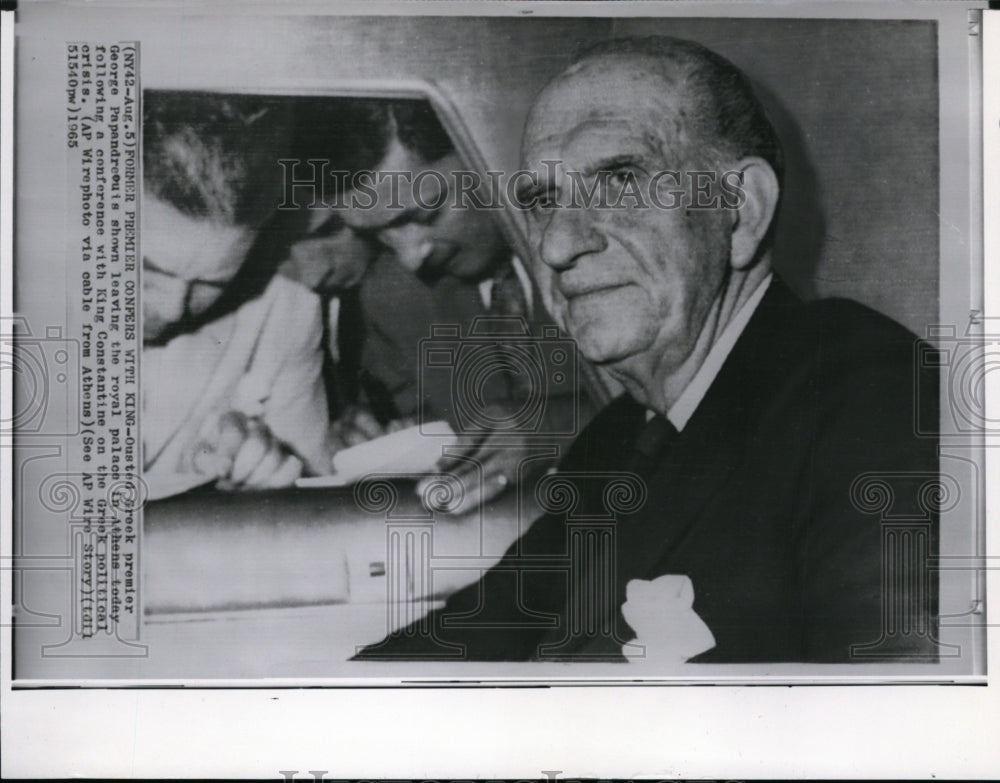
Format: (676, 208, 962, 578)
(357, 36, 939, 663)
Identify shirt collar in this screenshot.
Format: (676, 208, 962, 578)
(660, 273, 773, 431)
(478, 256, 535, 318)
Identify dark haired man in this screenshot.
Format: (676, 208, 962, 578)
(309, 99, 589, 512)
(357, 37, 939, 663)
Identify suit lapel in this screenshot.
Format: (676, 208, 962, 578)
(557, 278, 808, 659)
(630, 278, 806, 573)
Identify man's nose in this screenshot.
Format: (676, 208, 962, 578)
(379, 223, 434, 273)
(538, 208, 607, 270)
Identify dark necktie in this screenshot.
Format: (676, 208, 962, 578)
(627, 413, 679, 477)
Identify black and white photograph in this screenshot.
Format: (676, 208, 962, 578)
(2, 0, 998, 778)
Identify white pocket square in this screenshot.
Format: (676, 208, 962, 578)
(621, 574, 716, 664)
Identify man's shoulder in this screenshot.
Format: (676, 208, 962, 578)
(239, 274, 322, 330)
(261, 273, 322, 308)
(757, 293, 936, 456)
(751, 282, 923, 383)
(795, 296, 926, 388)
(802, 296, 920, 348)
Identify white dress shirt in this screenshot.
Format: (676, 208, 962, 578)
(144, 276, 330, 500)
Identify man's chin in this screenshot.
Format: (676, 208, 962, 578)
(569, 322, 647, 368)
(586, 349, 641, 370)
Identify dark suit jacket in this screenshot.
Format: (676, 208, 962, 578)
(357, 278, 940, 663)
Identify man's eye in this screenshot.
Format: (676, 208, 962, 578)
(606, 167, 638, 188)
(607, 170, 628, 186)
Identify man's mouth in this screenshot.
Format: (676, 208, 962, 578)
(561, 282, 633, 301)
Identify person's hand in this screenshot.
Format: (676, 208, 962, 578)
(193, 411, 304, 490)
(415, 406, 558, 516)
(417, 435, 523, 515)
(327, 406, 417, 453)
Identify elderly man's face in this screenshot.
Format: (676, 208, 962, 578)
(521, 58, 731, 375)
(341, 137, 508, 282)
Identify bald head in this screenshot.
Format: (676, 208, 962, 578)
(519, 36, 783, 413)
(530, 36, 783, 180)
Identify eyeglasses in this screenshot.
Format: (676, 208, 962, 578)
(143, 257, 232, 322)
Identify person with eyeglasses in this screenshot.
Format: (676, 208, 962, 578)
(142, 92, 333, 500)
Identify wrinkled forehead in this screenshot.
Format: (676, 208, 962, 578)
(522, 56, 688, 162)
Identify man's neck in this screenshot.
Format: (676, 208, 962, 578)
(609, 262, 772, 416)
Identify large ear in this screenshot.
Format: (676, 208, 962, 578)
(727, 157, 780, 271)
